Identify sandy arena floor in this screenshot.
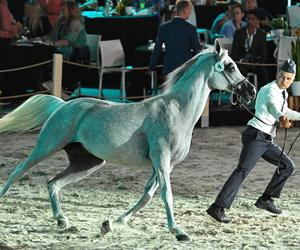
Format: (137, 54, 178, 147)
(0, 127, 299, 249)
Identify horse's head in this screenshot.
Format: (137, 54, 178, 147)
(208, 39, 256, 104)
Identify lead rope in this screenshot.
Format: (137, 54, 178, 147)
(287, 129, 300, 176)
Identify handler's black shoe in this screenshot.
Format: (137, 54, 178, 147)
(254, 197, 282, 214)
(206, 203, 231, 223)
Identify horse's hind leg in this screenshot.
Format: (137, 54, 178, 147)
(101, 166, 159, 234)
(47, 142, 105, 228)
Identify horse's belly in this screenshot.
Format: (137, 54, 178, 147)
(83, 139, 152, 168)
(105, 151, 152, 167)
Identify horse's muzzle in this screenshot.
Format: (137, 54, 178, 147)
(233, 79, 256, 104)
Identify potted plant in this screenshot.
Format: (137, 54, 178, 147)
(271, 16, 288, 38)
(290, 35, 300, 95)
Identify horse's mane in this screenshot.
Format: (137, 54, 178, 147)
(160, 47, 215, 93)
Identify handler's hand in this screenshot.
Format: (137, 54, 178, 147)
(279, 116, 292, 128)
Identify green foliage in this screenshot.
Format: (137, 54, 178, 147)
(271, 16, 288, 29)
(291, 36, 300, 81)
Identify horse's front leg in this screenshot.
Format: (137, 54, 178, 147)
(101, 166, 159, 234)
(150, 148, 190, 241)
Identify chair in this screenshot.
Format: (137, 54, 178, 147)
(97, 39, 132, 102)
(286, 5, 300, 29)
(276, 36, 298, 71)
(86, 34, 101, 64)
(69, 34, 100, 97)
(246, 72, 258, 91)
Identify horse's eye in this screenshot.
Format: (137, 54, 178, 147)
(225, 63, 235, 73)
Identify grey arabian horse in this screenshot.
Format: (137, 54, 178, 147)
(0, 41, 255, 241)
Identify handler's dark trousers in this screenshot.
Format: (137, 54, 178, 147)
(215, 126, 295, 209)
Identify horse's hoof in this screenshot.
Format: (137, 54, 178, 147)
(57, 218, 69, 229)
(176, 234, 190, 241)
(101, 220, 112, 235)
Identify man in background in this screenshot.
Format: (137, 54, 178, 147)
(231, 9, 268, 89)
(220, 3, 246, 38)
(210, 0, 238, 41)
(149, 0, 200, 76)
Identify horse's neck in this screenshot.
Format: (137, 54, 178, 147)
(168, 74, 211, 127)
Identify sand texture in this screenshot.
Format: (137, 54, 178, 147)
(0, 127, 299, 249)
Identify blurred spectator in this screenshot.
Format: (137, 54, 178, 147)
(38, 0, 63, 35)
(0, 0, 22, 42)
(24, 0, 44, 37)
(220, 4, 246, 38)
(242, 0, 272, 30)
(256, 7, 272, 33)
(149, 0, 200, 76)
(145, 0, 165, 13)
(210, 0, 238, 40)
(43, 1, 89, 91)
(242, 0, 257, 12)
(231, 8, 268, 89)
(43, 1, 88, 60)
(161, 4, 175, 23)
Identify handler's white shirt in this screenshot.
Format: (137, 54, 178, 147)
(248, 81, 300, 137)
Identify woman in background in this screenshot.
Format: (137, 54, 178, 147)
(43, 1, 89, 92)
(43, 1, 87, 60)
(0, 0, 22, 42)
(38, 0, 63, 35)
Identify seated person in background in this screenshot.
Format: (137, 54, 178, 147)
(43, 1, 88, 60)
(231, 8, 268, 89)
(0, 0, 22, 42)
(220, 4, 246, 38)
(149, 0, 200, 76)
(44, 1, 89, 92)
(24, 0, 44, 37)
(256, 7, 272, 33)
(242, 0, 257, 13)
(161, 5, 175, 23)
(145, 0, 165, 13)
(242, 0, 272, 26)
(38, 0, 63, 35)
(211, 0, 238, 40)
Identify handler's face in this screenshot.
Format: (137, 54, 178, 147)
(276, 71, 295, 89)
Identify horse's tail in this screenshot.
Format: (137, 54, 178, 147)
(0, 94, 65, 134)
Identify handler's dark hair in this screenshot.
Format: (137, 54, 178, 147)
(175, 0, 191, 15)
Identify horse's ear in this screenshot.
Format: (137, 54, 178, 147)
(214, 39, 222, 56)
